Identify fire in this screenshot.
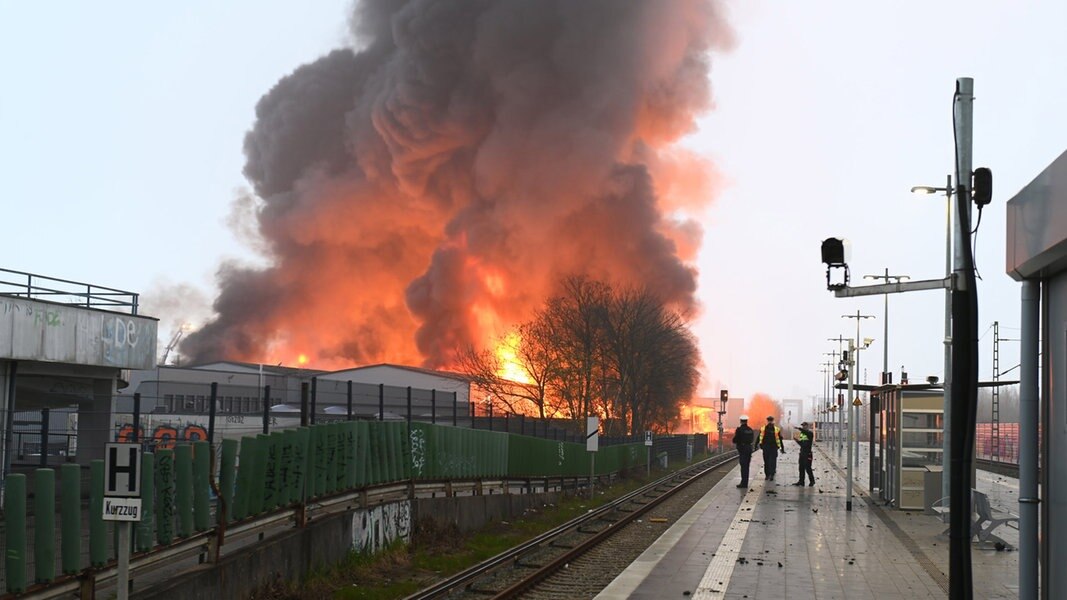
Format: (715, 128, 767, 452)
(495, 332, 532, 384)
(297, 353, 309, 366)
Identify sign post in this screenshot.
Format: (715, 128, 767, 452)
(718, 390, 729, 454)
(586, 417, 598, 499)
(104, 443, 142, 600)
(644, 431, 653, 477)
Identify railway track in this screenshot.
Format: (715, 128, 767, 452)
(406, 451, 739, 600)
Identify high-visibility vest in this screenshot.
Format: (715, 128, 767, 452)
(758, 425, 782, 448)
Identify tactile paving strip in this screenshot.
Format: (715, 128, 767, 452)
(692, 479, 765, 599)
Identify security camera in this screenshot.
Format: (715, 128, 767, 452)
(863, 337, 875, 349)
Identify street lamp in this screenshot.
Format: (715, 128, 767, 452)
(911, 174, 953, 503)
(843, 311, 875, 462)
(864, 269, 910, 384)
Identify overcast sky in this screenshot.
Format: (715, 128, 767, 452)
(3, 1, 1065, 410)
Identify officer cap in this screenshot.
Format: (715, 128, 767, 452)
(739, 415, 749, 421)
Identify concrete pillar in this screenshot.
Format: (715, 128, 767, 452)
(76, 378, 116, 466)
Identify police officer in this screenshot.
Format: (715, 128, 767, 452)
(757, 415, 784, 480)
(792, 421, 816, 486)
(731, 415, 755, 488)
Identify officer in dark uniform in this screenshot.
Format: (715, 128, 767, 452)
(757, 415, 785, 480)
(792, 421, 816, 486)
(731, 415, 755, 488)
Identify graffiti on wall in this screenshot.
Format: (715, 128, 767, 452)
(112, 413, 300, 448)
(351, 501, 411, 555)
(115, 422, 209, 449)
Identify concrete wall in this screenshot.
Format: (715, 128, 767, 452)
(0, 297, 157, 370)
(135, 490, 562, 599)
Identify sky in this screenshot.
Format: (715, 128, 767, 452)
(3, 1, 1065, 412)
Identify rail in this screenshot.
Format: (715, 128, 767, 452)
(406, 450, 739, 599)
(0, 267, 139, 314)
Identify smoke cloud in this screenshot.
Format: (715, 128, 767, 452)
(182, 0, 734, 368)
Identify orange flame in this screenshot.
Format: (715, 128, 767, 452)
(495, 332, 532, 384)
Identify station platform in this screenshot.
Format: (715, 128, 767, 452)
(596, 441, 1020, 599)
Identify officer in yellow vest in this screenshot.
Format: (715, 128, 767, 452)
(792, 422, 816, 486)
(757, 415, 784, 481)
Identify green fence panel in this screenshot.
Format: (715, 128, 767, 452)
(366, 423, 380, 484)
(261, 433, 278, 510)
(250, 433, 270, 514)
(175, 445, 194, 538)
(380, 422, 392, 483)
(60, 464, 82, 574)
(192, 441, 211, 532)
(292, 427, 309, 504)
(325, 423, 338, 494)
(136, 453, 154, 552)
(280, 430, 296, 506)
(355, 421, 369, 486)
(154, 449, 175, 546)
(397, 422, 409, 480)
(336, 422, 349, 492)
(233, 436, 257, 520)
(343, 421, 357, 489)
(34, 468, 55, 583)
(4, 473, 27, 593)
(306, 425, 320, 497)
(219, 439, 238, 523)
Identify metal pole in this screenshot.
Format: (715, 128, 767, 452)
(39, 407, 50, 467)
(347, 381, 353, 421)
(207, 384, 217, 444)
(310, 377, 317, 426)
(117, 522, 131, 600)
(949, 75, 975, 600)
(846, 339, 855, 511)
(262, 385, 271, 435)
(1018, 281, 1039, 600)
(943, 173, 954, 504)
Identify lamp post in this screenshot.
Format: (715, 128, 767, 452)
(843, 311, 875, 465)
(828, 337, 848, 456)
(823, 352, 837, 447)
(864, 269, 910, 384)
(911, 174, 953, 503)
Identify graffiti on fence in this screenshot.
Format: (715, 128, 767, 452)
(409, 429, 426, 476)
(351, 500, 411, 555)
(115, 423, 209, 449)
(112, 413, 301, 448)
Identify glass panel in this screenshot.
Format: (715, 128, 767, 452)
(902, 413, 943, 429)
(903, 431, 944, 449)
(901, 449, 943, 468)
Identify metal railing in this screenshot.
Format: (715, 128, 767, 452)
(0, 267, 139, 314)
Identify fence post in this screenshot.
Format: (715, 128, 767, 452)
(35, 468, 56, 583)
(347, 381, 353, 421)
(310, 377, 317, 426)
(431, 389, 436, 424)
(262, 385, 271, 435)
(300, 382, 309, 427)
(406, 386, 412, 432)
(208, 383, 218, 444)
(453, 391, 458, 426)
(379, 384, 385, 421)
(488, 404, 493, 432)
(39, 407, 50, 467)
(132, 394, 140, 441)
